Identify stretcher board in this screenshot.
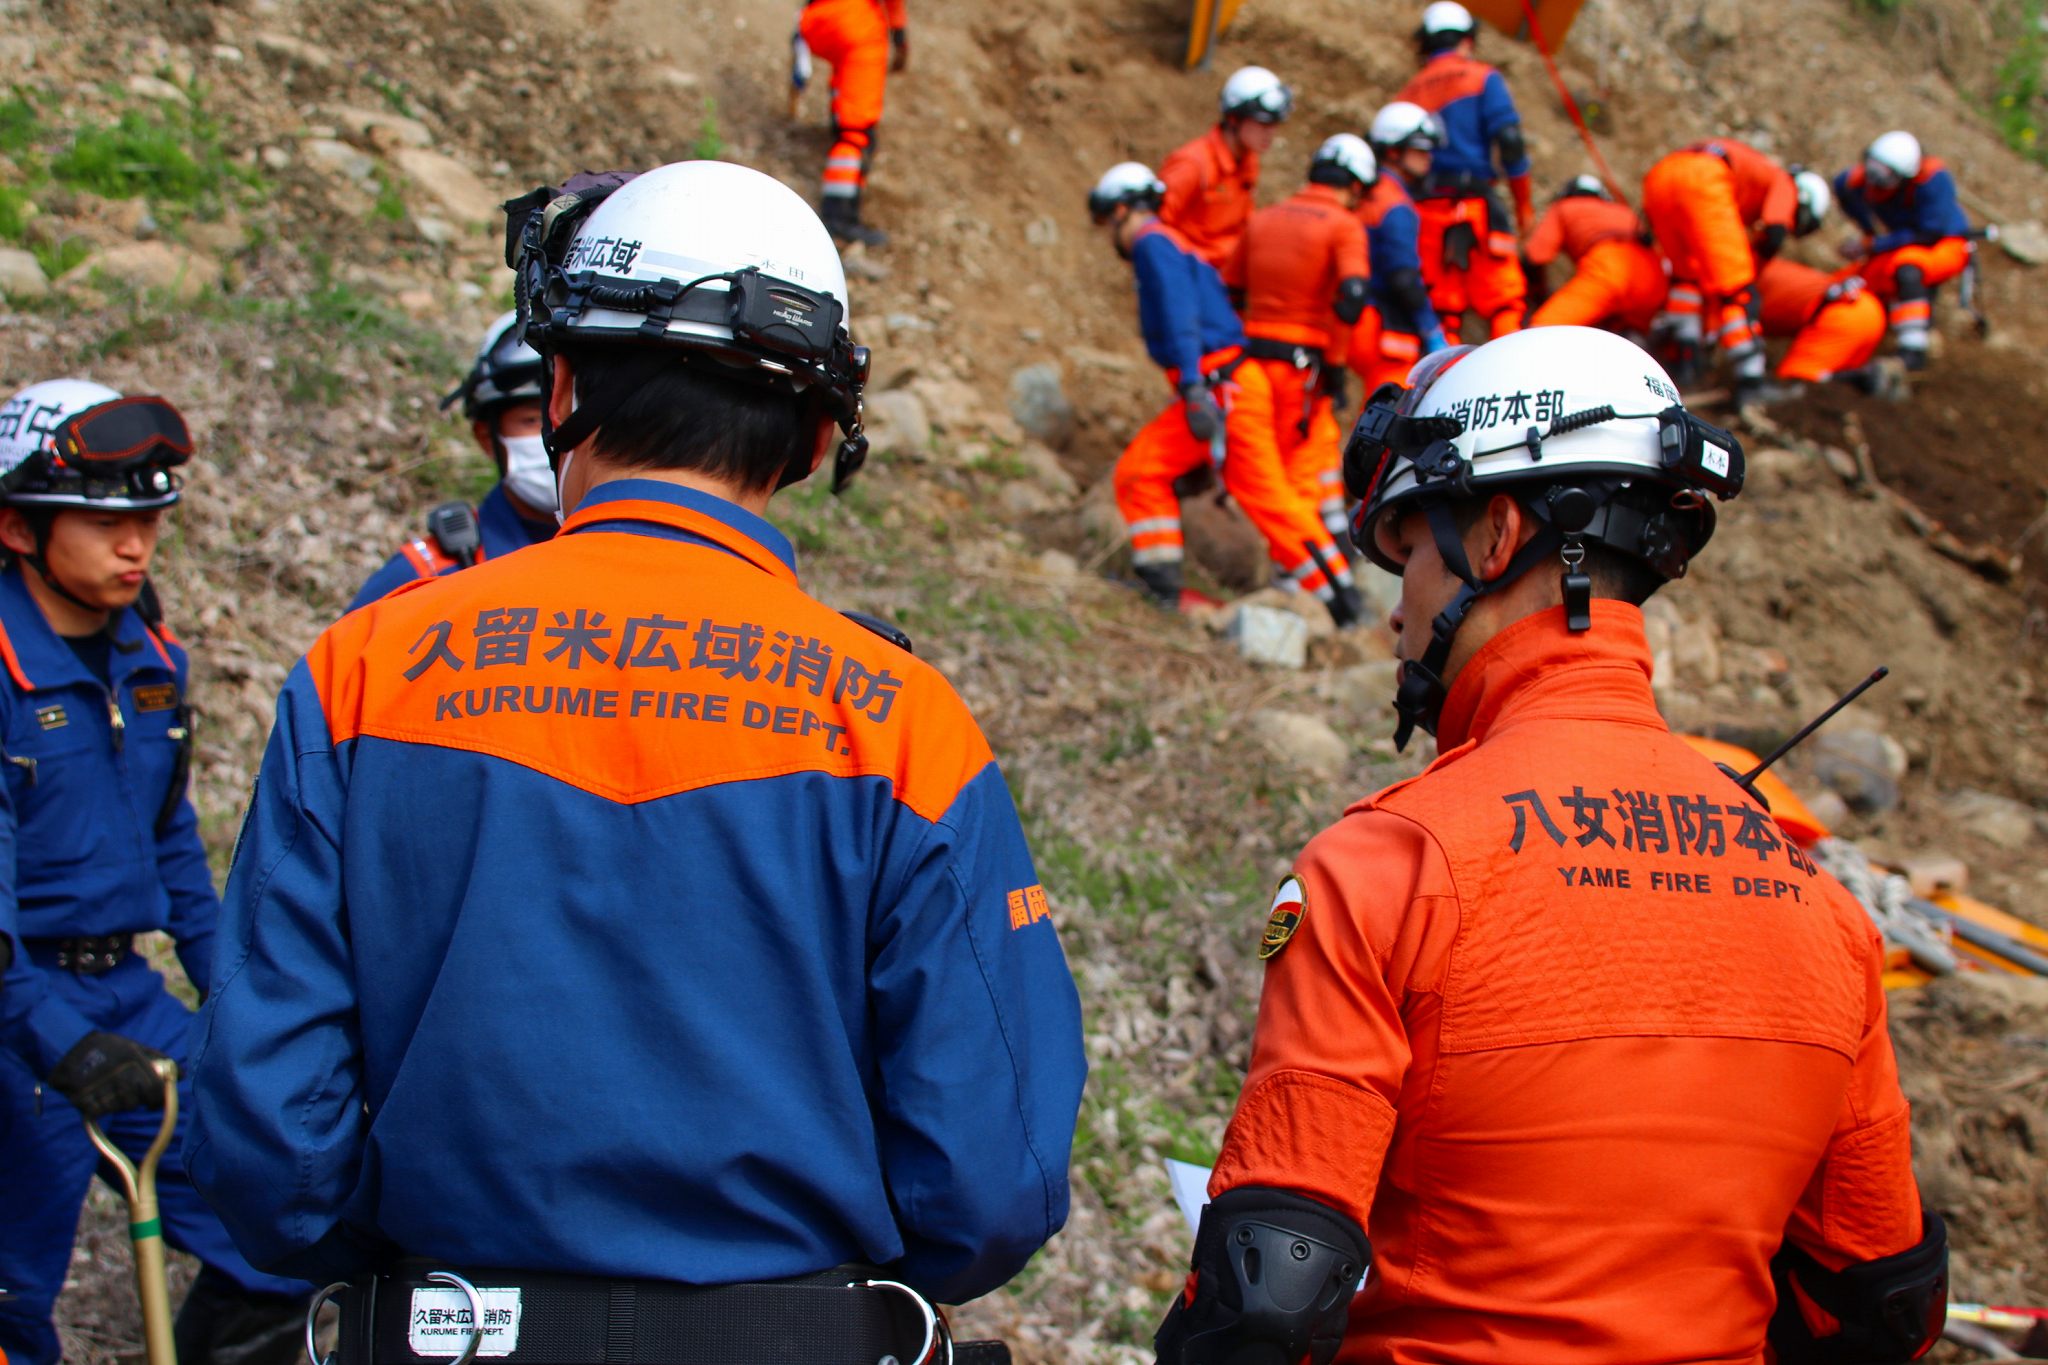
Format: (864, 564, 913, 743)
(1929, 891, 2048, 978)
(1461, 0, 1588, 46)
(1184, 0, 1248, 69)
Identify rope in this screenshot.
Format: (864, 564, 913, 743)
(1809, 838, 1959, 975)
(1515, 0, 1632, 208)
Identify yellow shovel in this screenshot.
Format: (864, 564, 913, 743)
(84, 1058, 181, 1365)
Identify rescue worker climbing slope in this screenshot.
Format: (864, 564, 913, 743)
(350, 310, 555, 609)
(1159, 66, 1294, 271)
(1833, 131, 1973, 371)
(187, 164, 1086, 1355)
(1525, 174, 1668, 333)
(1351, 104, 1450, 397)
(0, 380, 308, 1365)
(1756, 256, 1897, 398)
(1641, 138, 1830, 395)
(1394, 1, 1530, 340)
(1090, 162, 1362, 626)
(1226, 134, 1374, 553)
(794, 0, 905, 247)
(1154, 328, 1944, 1365)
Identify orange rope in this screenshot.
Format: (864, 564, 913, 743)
(1517, 0, 1631, 208)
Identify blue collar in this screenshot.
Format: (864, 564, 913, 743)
(478, 482, 556, 552)
(563, 479, 798, 576)
(0, 567, 172, 693)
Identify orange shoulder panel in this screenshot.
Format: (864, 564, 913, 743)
(1396, 53, 1493, 111)
(307, 533, 992, 823)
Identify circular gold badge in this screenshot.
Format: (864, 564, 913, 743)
(1259, 875, 1307, 961)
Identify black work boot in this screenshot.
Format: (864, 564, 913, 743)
(1133, 562, 1184, 611)
(173, 1266, 306, 1365)
(820, 193, 888, 249)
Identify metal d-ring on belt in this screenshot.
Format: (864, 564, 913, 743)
(308, 1272, 486, 1365)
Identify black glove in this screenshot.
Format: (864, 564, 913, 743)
(1180, 383, 1224, 444)
(889, 27, 908, 71)
(48, 1031, 173, 1119)
(1322, 367, 1349, 410)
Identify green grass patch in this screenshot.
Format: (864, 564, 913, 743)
(0, 88, 38, 157)
(371, 170, 407, 223)
(49, 96, 258, 215)
(691, 97, 726, 160)
(0, 183, 31, 241)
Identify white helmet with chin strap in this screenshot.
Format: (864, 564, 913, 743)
(1220, 66, 1294, 123)
(1310, 133, 1378, 189)
(1417, 0, 1478, 50)
(1088, 161, 1166, 221)
(507, 160, 871, 496)
(1341, 326, 1744, 748)
(1864, 130, 1922, 190)
(1792, 168, 1832, 236)
(1369, 101, 1444, 154)
(0, 378, 188, 511)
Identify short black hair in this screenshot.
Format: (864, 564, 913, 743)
(1444, 493, 1667, 606)
(562, 343, 822, 493)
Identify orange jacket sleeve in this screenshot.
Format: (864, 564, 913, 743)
(1159, 143, 1207, 238)
(1333, 212, 1369, 285)
(1524, 203, 1566, 267)
(1782, 917, 1924, 1271)
(885, 0, 906, 29)
(1208, 808, 1458, 1227)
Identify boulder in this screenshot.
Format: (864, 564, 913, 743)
(1813, 728, 1909, 781)
(906, 374, 984, 434)
(1996, 220, 2048, 267)
(302, 137, 376, 183)
(1014, 441, 1078, 497)
(0, 248, 50, 301)
(1900, 854, 1968, 898)
(1034, 549, 1080, 580)
(861, 388, 931, 459)
(1008, 361, 1076, 449)
(1943, 788, 2042, 850)
(1229, 604, 1310, 670)
(389, 148, 499, 224)
(322, 104, 433, 151)
(1230, 586, 1335, 641)
(253, 32, 336, 71)
(125, 74, 190, 106)
(59, 241, 221, 302)
(1246, 709, 1350, 777)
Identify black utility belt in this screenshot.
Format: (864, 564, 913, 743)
(29, 934, 134, 974)
(1242, 338, 1327, 368)
(318, 1262, 1011, 1365)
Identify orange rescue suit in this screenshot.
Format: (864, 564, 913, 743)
(1525, 197, 1667, 332)
(1227, 184, 1369, 535)
(1211, 604, 1924, 1363)
(800, 0, 904, 206)
(1756, 257, 1887, 382)
(1160, 126, 1262, 270)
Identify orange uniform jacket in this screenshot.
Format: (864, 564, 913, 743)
(1524, 196, 1641, 269)
(1211, 603, 1923, 1364)
(1642, 141, 1796, 301)
(1525, 197, 1667, 332)
(1229, 184, 1370, 363)
(1161, 126, 1262, 270)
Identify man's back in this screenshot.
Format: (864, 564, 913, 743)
(190, 479, 1086, 1303)
(1237, 185, 1366, 352)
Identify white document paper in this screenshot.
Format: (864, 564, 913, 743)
(1165, 1158, 1215, 1235)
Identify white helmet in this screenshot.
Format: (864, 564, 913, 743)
(0, 378, 188, 510)
(1559, 173, 1612, 201)
(1088, 161, 1166, 221)
(1220, 66, 1293, 123)
(509, 161, 868, 480)
(1311, 133, 1378, 189)
(1792, 169, 1832, 236)
(445, 310, 546, 421)
(1417, 1, 1477, 50)
(1369, 101, 1444, 153)
(1864, 130, 1922, 189)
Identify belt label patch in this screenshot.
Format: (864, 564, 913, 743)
(408, 1287, 522, 1358)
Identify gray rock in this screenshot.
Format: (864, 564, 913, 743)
(1246, 709, 1349, 776)
(861, 389, 930, 458)
(389, 149, 499, 224)
(906, 375, 982, 434)
(1007, 362, 1075, 449)
(1229, 604, 1310, 670)
(1996, 220, 2048, 267)
(1813, 751, 1899, 816)
(1034, 549, 1079, 580)
(126, 74, 191, 106)
(1943, 788, 2043, 850)
(302, 137, 376, 183)
(253, 32, 336, 70)
(0, 247, 50, 301)
(1813, 728, 1909, 780)
(321, 104, 433, 151)
(1013, 441, 1077, 497)
(58, 241, 221, 302)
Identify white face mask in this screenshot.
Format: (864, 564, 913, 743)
(499, 433, 558, 517)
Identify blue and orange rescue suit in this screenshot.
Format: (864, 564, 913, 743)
(1395, 50, 1531, 339)
(0, 568, 304, 1365)
(1832, 158, 1972, 368)
(1160, 125, 1262, 272)
(1525, 194, 1669, 333)
(1114, 221, 1354, 607)
(1207, 604, 1933, 1362)
(348, 482, 554, 610)
(1348, 175, 1447, 396)
(1225, 184, 1371, 547)
(1757, 257, 1888, 385)
(799, 0, 905, 227)
(188, 481, 1087, 1309)
(1641, 140, 1795, 384)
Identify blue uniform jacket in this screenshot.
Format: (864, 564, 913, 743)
(0, 568, 216, 1074)
(348, 483, 554, 611)
(1363, 179, 1445, 338)
(1832, 164, 1971, 255)
(1402, 52, 1528, 184)
(188, 479, 1087, 1303)
(1131, 221, 1246, 381)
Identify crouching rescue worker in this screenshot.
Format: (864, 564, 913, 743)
(1395, 2, 1531, 340)
(1524, 174, 1668, 334)
(793, 0, 905, 246)
(1641, 138, 1831, 396)
(350, 310, 556, 609)
(1090, 161, 1362, 626)
(1755, 256, 1898, 401)
(186, 162, 1087, 1361)
(0, 380, 308, 1365)
(1154, 327, 1945, 1364)
(1227, 134, 1375, 553)
(1350, 103, 1450, 397)
(1160, 65, 1294, 271)
(1833, 131, 1973, 371)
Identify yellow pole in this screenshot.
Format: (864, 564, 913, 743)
(85, 1059, 181, 1365)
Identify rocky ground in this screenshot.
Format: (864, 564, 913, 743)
(2, 0, 2046, 1359)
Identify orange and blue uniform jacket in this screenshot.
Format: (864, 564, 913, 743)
(187, 480, 1087, 1301)
(349, 483, 554, 611)
(1833, 161, 1969, 255)
(1397, 52, 1528, 189)
(1132, 221, 1245, 381)
(1360, 179, 1443, 342)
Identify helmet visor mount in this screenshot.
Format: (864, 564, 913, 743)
(3, 396, 191, 507)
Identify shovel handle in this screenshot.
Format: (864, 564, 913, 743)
(84, 1060, 180, 1365)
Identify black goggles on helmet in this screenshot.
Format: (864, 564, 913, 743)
(1229, 85, 1295, 124)
(55, 396, 192, 472)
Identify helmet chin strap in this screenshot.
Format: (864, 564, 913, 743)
(1391, 501, 1562, 751)
(20, 519, 107, 620)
